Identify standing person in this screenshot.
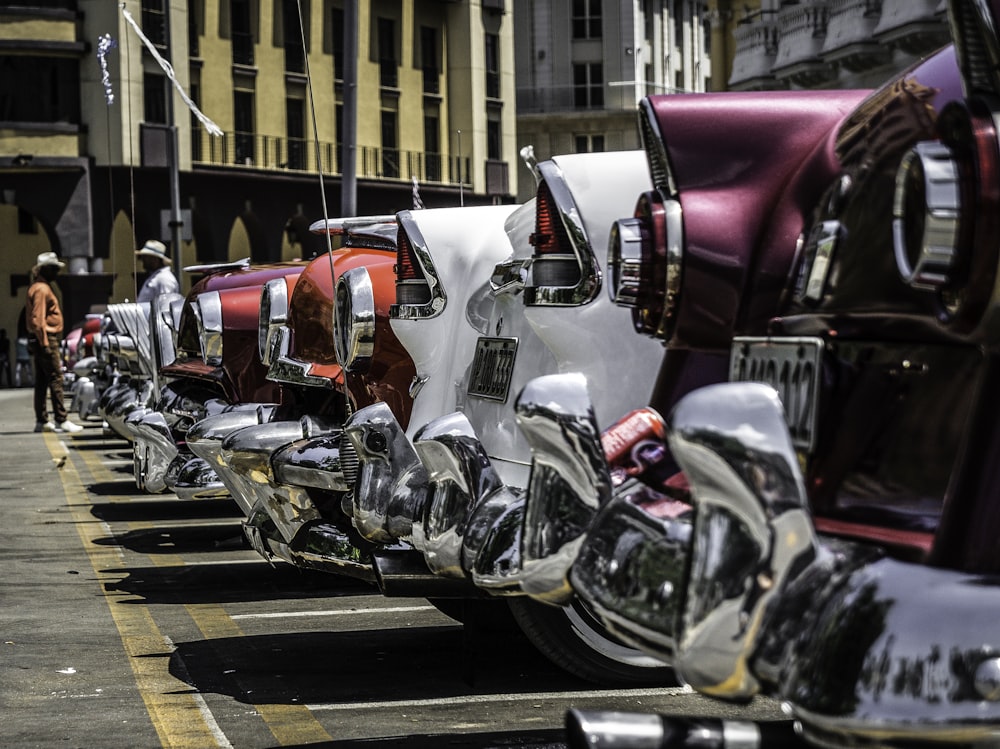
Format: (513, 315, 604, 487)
(135, 239, 180, 303)
(26, 252, 82, 433)
(0, 328, 11, 388)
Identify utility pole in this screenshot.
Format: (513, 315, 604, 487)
(341, 0, 358, 217)
(164, 1, 183, 281)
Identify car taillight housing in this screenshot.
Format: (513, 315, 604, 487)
(608, 190, 683, 339)
(523, 163, 600, 306)
(391, 211, 445, 319)
(258, 276, 293, 365)
(892, 99, 1000, 333)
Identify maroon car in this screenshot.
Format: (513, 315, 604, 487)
(561, 0, 1000, 745)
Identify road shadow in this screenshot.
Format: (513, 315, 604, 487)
(91, 497, 241, 522)
(92, 522, 249, 554)
(169, 625, 586, 706)
(86, 479, 146, 496)
(103, 560, 373, 605)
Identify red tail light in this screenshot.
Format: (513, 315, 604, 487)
(530, 182, 573, 255)
(608, 191, 683, 339)
(528, 180, 583, 290)
(395, 226, 432, 305)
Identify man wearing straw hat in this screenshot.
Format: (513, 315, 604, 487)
(25, 252, 82, 433)
(135, 239, 179, 303)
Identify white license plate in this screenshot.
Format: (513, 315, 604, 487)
(730, 336, 824, 452)
(467, 337, 518, 402)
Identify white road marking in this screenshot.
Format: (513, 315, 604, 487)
(307, 685, 695, 711)
(230, 605, 437, 620)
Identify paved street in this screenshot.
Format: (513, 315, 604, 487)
(0, 387, 784, 748)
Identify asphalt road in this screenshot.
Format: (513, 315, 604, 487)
(0, 387, 786, 748)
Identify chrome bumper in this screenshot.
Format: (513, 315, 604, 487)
(241, 502, 478, 596)
(573, 382, 1000, 744)
(185, 405, 278, 514)
(127, 408, 173, 493)
(101, 377, 154, 441)
(343, 402, 429, 544)
(217, 416, 339, 544)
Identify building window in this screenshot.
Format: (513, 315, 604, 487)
(231, 0, 254, 65)
(424, 113, 440, 181)
(574, 134, 605, 153)
(286, 97, 306, 169)
(283, 0, 305, 73)
(18, 208, 37, 235)
(141, 0, 168, 49)
(0, 56, 80, 124)
(144, 72, 167, 123)
(234, 89, 255, 164)
(485, 33, 500, 99)
(573, 63, 603, 108)
(673, 0, 684, 47)
(381, 110, 398, 178)
(331, 6, 344, 81)
(190, 80, 202, 160)
(572, 0, 602, 40)
(378, 18, 397, 88)
(421, 26, 439, 94)
(188, 0, 202, 57)
(487, 117, 501, 161)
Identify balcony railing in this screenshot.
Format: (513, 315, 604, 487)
(191, 127, 470, 186)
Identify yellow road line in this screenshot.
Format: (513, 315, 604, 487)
(71, 436, 333, 746)
(47, 432, 227, 748)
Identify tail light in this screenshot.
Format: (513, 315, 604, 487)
(333, 266, 375, 373)
(892, 99, 1000, 331)
(608, 191, 684, 339)
(258, 276, 293, 365)
(193, 291, 223, 365)
(390, 211, 445, 319)
(528, 181, 579, 286)
(394, 225, 432, 305)
(523, 163, 600, 305)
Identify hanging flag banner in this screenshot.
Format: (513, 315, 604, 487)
(121, 6, 222, 136)
(97, 33, 117, 105)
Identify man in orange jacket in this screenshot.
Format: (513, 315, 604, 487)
(25, 252, 82, 433)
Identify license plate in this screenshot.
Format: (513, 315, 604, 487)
(730, 336, 824, 452)
(467, 337, 518, 401)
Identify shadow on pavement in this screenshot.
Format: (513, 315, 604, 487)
(169, 625, 584, 706)
(102, 560, 373, 605)
(90, 497, 241, 521)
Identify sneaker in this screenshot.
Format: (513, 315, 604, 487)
(34, 421, 55, 433)
(56, 420, 83, 434)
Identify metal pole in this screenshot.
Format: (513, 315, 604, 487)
(164, 2, 183, 281)
(341, 0, 358, 217)
(457, 129, 463, 207)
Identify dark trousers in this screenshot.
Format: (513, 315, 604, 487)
(32, 336, 66, 424)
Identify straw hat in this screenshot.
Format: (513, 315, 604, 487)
(135, 239, 170, 261)
(36, 251, 66, 268)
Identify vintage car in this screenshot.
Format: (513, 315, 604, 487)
(554, 0, 1000, 745)
(184, 216, 412, 562)
(67, 313, 110, 421)
(337, 150, 671, 683)
(96, 300, 158, 440)
(127, 260, 304, 496)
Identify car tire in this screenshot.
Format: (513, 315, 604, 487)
(507, 597, 676, 686)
